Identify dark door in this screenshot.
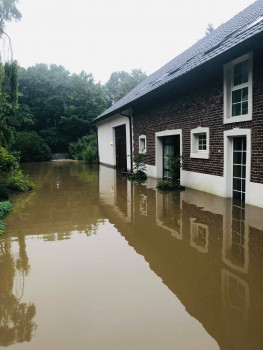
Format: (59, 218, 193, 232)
(163, 135, 180, 181)
(233, 136, 246, 201)
(115, 125, 127, 171)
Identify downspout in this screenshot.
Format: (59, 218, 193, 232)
(119, 110, 133, 172)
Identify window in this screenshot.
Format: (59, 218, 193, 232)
(139, 135, 146, 153)
(190, 127, 209, 159)
(198, 134, 207, 151)
(224, 52, 253, 124)
(190, 218, 209, 253)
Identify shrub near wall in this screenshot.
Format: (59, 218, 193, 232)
(12, 131, 51, 162)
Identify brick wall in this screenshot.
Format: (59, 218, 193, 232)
(133, 47, 263, 183)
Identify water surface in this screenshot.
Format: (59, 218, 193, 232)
(1, 161, 263, 349)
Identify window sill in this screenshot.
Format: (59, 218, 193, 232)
(224, 113, 252, 124)
(190, 152, 209, 159)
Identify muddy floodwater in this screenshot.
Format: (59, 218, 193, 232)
(1, 161, 263, 350)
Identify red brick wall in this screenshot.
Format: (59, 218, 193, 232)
(133, 47, 263, 183)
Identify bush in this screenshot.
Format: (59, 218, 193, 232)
(0, 201, 12, 219)
(82, 144, 98, 164)
(12, 131, 51, 162)
(0, 146, 34, 199)
(128, 153, 147, 181)
(0, 201, 12, 235)
(7, 170, 34, 192)
(0, 146, 19, 182)
(69, 134, 98, 164)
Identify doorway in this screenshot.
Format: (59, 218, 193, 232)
(233, 136, 246, 201)
(162, 135, 180, 181)
(115, 125, 127, 171)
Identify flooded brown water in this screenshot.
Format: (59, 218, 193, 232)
(1, 161, 263, 350)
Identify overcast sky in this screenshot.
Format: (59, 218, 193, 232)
(3, 0, 256, 83)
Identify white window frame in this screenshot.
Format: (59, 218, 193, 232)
(190, 218, 209, 253)
(139, 134, 147, 153)
(223, 52, 253, 124)
(190, 127, 209, 159)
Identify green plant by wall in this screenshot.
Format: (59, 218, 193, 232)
(157, 153, 183, 191)
(128, 153, 147, 181)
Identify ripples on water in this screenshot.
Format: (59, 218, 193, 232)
(0, 161, 263, 349)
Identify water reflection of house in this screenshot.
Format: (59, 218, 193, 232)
(99, 165, 263, 350)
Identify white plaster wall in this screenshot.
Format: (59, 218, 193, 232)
(181, 170, 226, 197)
(144, 164, 157, 179)
(246, 182, 263, 208)
(96, 114, 131, 171)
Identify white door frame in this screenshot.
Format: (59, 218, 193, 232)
(155, 129, 182, 179)
(223, 128, 251, 200)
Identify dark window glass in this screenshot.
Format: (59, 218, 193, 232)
(234, 59, 249, 86)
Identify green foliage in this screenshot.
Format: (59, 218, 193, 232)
(0, 0, 21, 35)
(0, 145, 33, 198)
(157, 153, 182, 190)
(17, 64, 107, 152)
(0, 200, 12, 218)
(0, 121, 13, 148)
(82, 144, 98, 164)
(0, 62, 19, 124)
(69, 134, 98, 164)
(12, 131, 51, 162)
(0, 200, 12, 234)
(7, 170, 34, 192)
(105, 68, 147, 105)
(128, 153, 147, 181)
(0, 219, 5, 234)
(0, 145, 18, 181)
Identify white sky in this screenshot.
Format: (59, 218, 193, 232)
(3, 0, 256, 83)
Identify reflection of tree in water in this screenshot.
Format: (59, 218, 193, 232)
(0, 236, 36, 347)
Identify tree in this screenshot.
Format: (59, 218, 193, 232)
(17, 64, 107, 152)
(0, 0, 21, 36)
(105, 68, 147, 105)
(205, 23, 214, 35)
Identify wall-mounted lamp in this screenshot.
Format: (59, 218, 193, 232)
(110, 141, 113, 146)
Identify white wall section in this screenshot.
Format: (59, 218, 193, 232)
(96, 113, 132, 171)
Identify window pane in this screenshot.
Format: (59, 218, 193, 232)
(242, 102, 248, 115)
(242, 179, 246, 192)
(232, 103, 241, 116)
(233, 152, 242, 164)
(233, 137, 243, 151)
(232, 89, 241, 103)
(242, 166, 246, 178)
(242, 87, 248, 101)
(234, 59, 249, 86)
(198, 134, 207, 151)
(233, 178, 241, 191)
(233, 165, 241, 177)
(243, 152, 246, 163)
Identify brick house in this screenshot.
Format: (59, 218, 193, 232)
(95, 0, 263, 208)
